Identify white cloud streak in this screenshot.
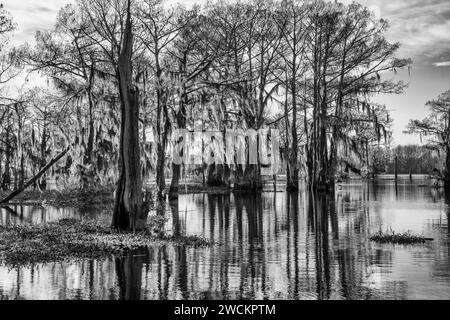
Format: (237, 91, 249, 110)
(433, 61, 450, 67)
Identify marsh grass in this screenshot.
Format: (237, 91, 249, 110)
(370, 229, 433, 245)
(0, 217, 213, 267)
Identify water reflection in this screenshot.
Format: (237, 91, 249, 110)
(444, 188, 450, 234)
(1, 179, 450, 299)
(0, 204, 109, 225)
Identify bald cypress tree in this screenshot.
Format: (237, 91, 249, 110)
(111, 0, 146, 231)
(407, 90, 450, 187)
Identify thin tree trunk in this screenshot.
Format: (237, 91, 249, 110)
(154, 76, 170, 201)
(394, 156, 398, 181)
(446, 110, 450, 188)
(39, 124, 48, 190)
(284, 74, 291, 190)
(2, 128, 11, 191)
(156, 140, 166, 201)
(85, 64, 96, 166)
(15, 108, 25, 189)
(445, 146, 450, 188)
(19, 152, 24, 189)
(0, 150, 2, 188)
(169, 91, 187, 200)
(169, 161, 181, 199)
(288, 62, 299, 191)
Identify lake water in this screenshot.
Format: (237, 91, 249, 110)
(1, 178, 449, 300)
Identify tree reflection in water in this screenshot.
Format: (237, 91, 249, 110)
(1, 180, 450, 299)
(444, 188, 450, 234)
(115, 249, 145, 300)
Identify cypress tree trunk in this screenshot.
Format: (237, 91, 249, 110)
(169, 161, 181, 199)
(0, 150, 2, 188)
(85, 63, 96, 175)
(155, 140, 166, 201)
(169, 95, 186, 200)
(111, 2, 146, 231)
(287, 73, 299, 191)
(19, 152, 24, 189)
(154, 81, 170, 201)
(445, 145, 450, 188)
(39, 125, 48, 190)
(445, 109, 450, 188)
(2, 129, 11, 191)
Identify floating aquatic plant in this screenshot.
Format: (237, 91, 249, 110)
(370, 229, 433, 245)
(0, 218, 214, 267)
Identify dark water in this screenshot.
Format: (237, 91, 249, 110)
(1, 179, 450, 300)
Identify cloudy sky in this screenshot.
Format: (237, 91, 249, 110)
(2, 0, 450, 145)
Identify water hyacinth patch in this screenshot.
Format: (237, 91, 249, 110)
(369, 230, 433, 245)
(0, 218, 213, 267)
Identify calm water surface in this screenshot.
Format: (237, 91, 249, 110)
(1, 179, 449, 300)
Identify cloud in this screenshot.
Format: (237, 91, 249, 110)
(3, 0, 75, 45)
(433, 61, 450, 67)
(359, 0, 450, 66)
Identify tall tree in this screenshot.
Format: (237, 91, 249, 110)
(303, 1, 409, 191)
(276, 0, 310, 190)
(406, 90, 450, 186)
(167, 7, 219, 198)
(136, 0, 186, 200)
(205, 0, 284, 190)
(0, 3, 19, 191)
(111, 0, 146, 231)
(23, 5, 103, 187)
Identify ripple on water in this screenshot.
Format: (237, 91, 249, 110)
(1, 180, 450, 299)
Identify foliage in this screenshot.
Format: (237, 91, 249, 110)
(368, 146, 390, 177)
(385, 144, 443, 175)
(0, 217, 213, 267)
(406, 90, 450, 150)
(0, 0, 410, 196)
(406, 90, 450, 182)
(370, 229, 432, 245)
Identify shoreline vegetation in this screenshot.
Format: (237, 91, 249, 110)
(0, 175, 438, 207)
(0, 185, 231, 207)
(0, 183, 280, 207)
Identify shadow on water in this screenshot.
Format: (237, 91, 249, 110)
(0, 204, 110, 225)
(1, 179, 450, 299)
(444, 188, 450, 234)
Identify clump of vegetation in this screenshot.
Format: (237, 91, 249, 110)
(370, 230, 433, 245)
(0, 218, 213, 267)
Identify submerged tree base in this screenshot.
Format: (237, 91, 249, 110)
(0, 218, 213, 266)
(370, 230, 433, 245)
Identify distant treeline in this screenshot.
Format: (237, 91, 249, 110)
(385, 145, 443, 175)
